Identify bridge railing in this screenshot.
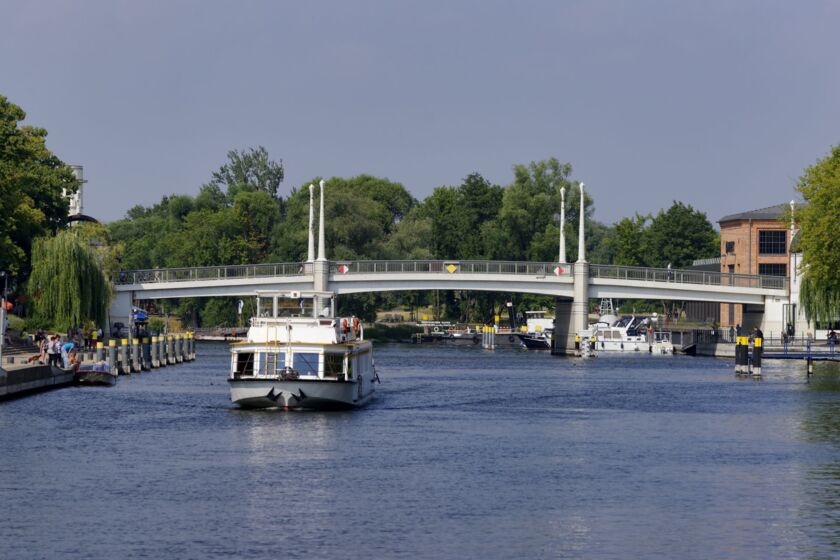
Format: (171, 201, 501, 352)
(331, 260, 572, 276)
(589, 264, 787, 290)
(115, 262, 307, 285)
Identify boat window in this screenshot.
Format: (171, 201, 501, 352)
(324, 353, 343, 377)
(235, 352, 254, 377)
(257, 352, 284, 375)
(292, 352, 319, 375)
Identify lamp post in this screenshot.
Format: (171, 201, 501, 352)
(558, 187, 566, 263)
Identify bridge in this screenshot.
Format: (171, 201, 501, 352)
(114, 260, 784, 304)
(110, 181, 790, 354)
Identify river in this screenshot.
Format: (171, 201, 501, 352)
(2, 342, 840, 559)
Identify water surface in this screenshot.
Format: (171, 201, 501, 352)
(2, 343, 840, 559)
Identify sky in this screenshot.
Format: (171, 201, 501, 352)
(2, 0, 838, 227)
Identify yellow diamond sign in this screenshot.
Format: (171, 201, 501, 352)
(446, 264, 457, 273)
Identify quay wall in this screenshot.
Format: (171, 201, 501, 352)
(0, 364, 75, 401)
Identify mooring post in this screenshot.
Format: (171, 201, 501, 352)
(141, 337, 151, 371)
(151, 336, 159, 368)
(108, 339, 118, 373)
(159, 335, 167, 367)
(175, 334, 183, 363)
(119, 338, 130, 375)
(752, 336, 763, 377)
(131, 338, 141, 373)
(96, 341, 104, 362)
(167, 335, 175, 365)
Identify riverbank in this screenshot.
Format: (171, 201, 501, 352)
(0, 364, 75, 401)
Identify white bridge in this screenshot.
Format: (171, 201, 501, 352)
(110, 180, 789, 353)
(113, 260, 784, 304)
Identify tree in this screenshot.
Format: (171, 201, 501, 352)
(609, 214, 649, 266)
(0, 95, 77, 278)
(209, 146, 285, 199)
(28, 229, 110, 330)
(642, 202, 718, 268)
(796, 145, 840, 324)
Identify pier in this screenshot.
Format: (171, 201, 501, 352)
(0, 332, 197, 401)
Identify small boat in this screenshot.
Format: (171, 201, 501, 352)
(516, 310, 554, 350)
(518, 331, 553, 349)
(75, 362, 117, 386)
(229, 291, 378, 410)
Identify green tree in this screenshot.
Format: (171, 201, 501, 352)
(28, 229, 110, 330)
(642, 202, 718, 268)
(209, 146, 285, 199)
(608, 214, 650, 266)
(0, 95, 77, 277)
(796, 145, 840, 324)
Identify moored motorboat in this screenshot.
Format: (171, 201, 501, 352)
(515, 310, 554, 350)
(75, 362, 117, 386)
(229, 291, 378, 410)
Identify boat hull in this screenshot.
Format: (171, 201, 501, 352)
(229, 377, 375, 410)
(518, 334, 551, 350)
(75, 369, 117, 386)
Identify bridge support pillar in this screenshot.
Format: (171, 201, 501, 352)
(552, 298, 575, 355)
(572, 261, 590, 336)
(109, 290, 133, 336)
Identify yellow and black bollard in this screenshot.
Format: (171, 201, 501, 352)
(752, 336, 763, 377)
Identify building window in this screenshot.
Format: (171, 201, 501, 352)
(725, 241, 735, 253)
(759, 230, 786, 255)
(759, 263, 786, 277)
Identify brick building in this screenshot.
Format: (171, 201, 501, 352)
(718, 203, 793, 327)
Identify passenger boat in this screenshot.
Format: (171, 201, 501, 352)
(75, 362, 117, 386)
(228, 292, 378, 410)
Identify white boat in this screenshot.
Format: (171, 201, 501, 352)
(229, 292, 378, 409)
(583, 315, 674, 354)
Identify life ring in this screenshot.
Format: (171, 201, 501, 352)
(433, 326, 439, 333)
(353, 317, 360, 335)
(341, 319, 348, 333)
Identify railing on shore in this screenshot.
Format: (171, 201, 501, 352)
(114, 260, 785, 291)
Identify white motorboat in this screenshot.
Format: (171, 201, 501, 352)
(583, 315, 674, 354)
(229, 292, 378, 409)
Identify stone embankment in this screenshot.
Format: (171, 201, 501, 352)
(1, 333, 196, 401)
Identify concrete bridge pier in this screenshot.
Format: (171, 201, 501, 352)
(551, 298, 575, 355)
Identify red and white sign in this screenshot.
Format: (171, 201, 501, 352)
(554, 266, 565, 276)
(337, 264, 350, 274)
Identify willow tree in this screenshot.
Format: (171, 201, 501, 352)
(796, 145, 840, 324)
(28, 229, 110, 330)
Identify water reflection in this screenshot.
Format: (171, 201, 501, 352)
(795, 362, 840, 557)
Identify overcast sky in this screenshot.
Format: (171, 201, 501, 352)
(3, 0, 838, 226)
